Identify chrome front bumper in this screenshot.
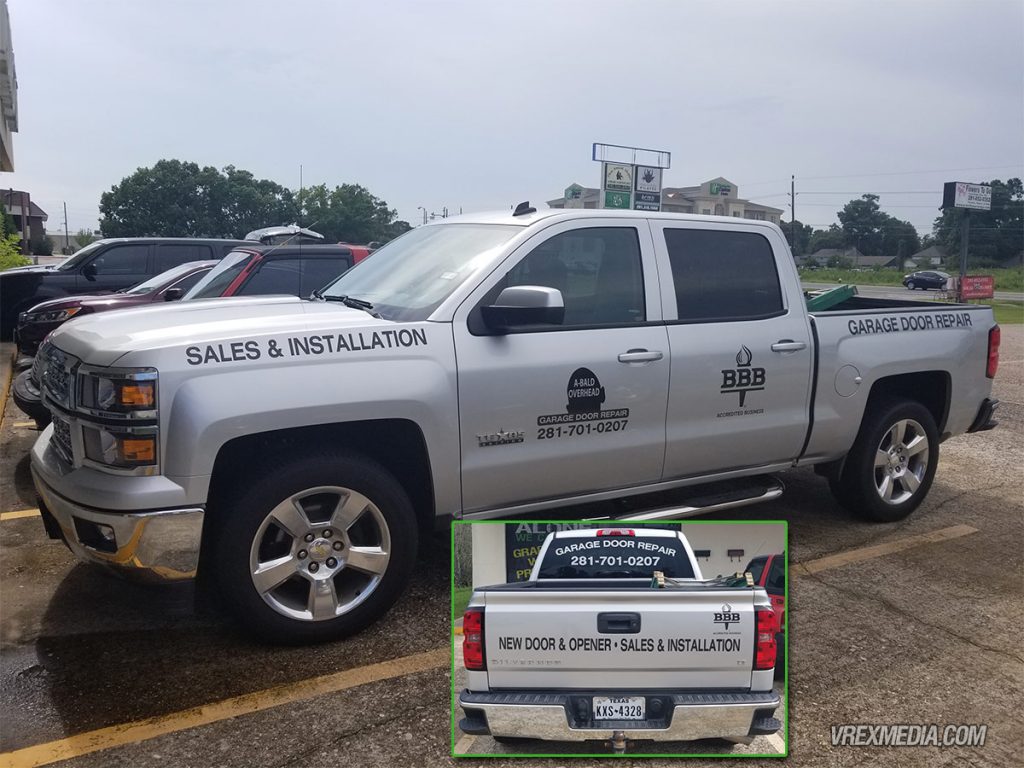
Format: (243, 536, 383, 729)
(458, 690, 781, 742)
(32, 466, 204, 582)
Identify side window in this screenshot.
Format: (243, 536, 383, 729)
(155, 244, 213, 272)
(766, 556, 785, 594)
(236, 259, 302, 296)
(299, 257, 353, 296)
(664, 228, 784, 322)
(491, 227, 645, 328)
(90, 244, 149, 275)
(168, 269, 209, 293)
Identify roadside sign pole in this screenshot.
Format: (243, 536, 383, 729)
(959, 208, 970, 302)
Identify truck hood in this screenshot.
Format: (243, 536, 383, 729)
(0, 264, 56, 276)
(47, 295, 387, 366)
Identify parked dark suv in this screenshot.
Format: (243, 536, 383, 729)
(0, 237, 250, 338)
(902, 270, 950, 290)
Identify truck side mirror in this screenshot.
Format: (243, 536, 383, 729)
(82, 262, 97, 280)
(164, 287, 184, 301)
(481, 286, 564, 332)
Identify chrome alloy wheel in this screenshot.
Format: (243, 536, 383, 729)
(248, 486, 392, 622)
(873, 418, 930, 505)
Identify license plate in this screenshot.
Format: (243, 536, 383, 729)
(593, 696, 645, 721)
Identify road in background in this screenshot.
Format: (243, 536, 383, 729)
(802, 281, 1024, 303)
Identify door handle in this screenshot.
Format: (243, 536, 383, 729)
(617, 349, 663, 363)
(597, 612, 642, 634)
(771, 340, 807, 353)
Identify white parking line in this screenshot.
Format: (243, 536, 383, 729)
(795, 524, 978, 575)
(453, 734, 478, 755)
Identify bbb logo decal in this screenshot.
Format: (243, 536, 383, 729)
(720, 345, 766, 407)
(714, 603, 741, 630)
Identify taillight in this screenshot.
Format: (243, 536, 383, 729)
(463, 608, 485, 670)
(987, 325, 1000, 379)
(754, 607, 778, 670)
(596, 529, 635, 536)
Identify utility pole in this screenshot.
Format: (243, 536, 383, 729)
(63, 201, 70, 255)
(789, 175, 797, 252)
(21, 191, 31, 262)
(958, 208, 970, 301)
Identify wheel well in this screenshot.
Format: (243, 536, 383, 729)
(866, 371, 951, 433)
(205, 418, 435, 534)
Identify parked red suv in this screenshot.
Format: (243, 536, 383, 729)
(13, 244, 355, 427)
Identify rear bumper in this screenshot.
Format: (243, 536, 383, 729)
(966, 398, 999, 433)
(457, 689, 781, 742)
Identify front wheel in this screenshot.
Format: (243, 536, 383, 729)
(211, 451, 418, 643)
(830, 398, 938, 522)
(906, 281, 916, 290)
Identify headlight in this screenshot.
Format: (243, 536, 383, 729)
(24, 307, 83, 324)
(79, 369, 157, 415)
(82, 426, 158, 469)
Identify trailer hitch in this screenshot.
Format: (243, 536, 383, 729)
(607, 730, 628, 754)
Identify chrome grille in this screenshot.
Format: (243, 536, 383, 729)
(39, 342, 73, 407)
(51, 416, 73, 465)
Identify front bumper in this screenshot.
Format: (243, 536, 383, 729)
(32, 465, 204, 582)
(458, 689, 781, 742)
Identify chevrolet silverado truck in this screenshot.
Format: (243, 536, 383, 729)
(457, 528, 781, 751)
(29, 207, 999, 642)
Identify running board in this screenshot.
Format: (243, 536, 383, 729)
(593, 476, 785, 522)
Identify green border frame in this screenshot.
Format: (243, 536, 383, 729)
(449, 518, 789, 759)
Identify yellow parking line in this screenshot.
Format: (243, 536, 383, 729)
(0, 646, 448, 768)
(12, 421, 36, 429)
(454, 734, 478, 755)
(795, 524, 978, 575)
(0, 508, 40, 522)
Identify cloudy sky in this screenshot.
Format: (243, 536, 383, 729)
(5, 0, 1023, 235)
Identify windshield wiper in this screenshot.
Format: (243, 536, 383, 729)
(311, 290, 381, 318)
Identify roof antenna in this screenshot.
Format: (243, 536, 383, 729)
(513, 201, 536, 216)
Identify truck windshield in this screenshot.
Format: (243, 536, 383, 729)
(537, 536, 696, 580)
(184, 251, 252, 299)
(56, 240, 107, 271)
(319, 223, 521, 321)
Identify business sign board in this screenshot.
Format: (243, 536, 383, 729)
(565, 183, 583, 200)
(604, 189, 632, 209)
(942, 182, 992, 211)
(634, 191, 661, 211)
(710, 182, 732, 196)
(960, 275, 995, 299)
(635, 166, 662, 193)
(604, 163, 633, 192)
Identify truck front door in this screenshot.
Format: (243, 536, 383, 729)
(651, 223, 813, 478)
(454, 221, 669, 515)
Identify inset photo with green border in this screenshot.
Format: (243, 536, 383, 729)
(451, 519, 788, 758)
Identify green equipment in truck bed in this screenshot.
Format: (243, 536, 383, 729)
(805, 284, 857, 312)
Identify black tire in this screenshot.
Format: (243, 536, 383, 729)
(211, 450, 418, 643)
(11, 369, 51, 428)
(830, 397, 938, 522)
(774, 632, 785, 680)
(906, 281, 915, 290)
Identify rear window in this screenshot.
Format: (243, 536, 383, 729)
(537, 535, 695, 579)
(663, 228, 784, 322)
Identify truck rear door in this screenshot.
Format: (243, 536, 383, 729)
(649, 222, 813, 477)
(482, 587, 757, 690)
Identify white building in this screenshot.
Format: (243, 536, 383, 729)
(549, 177, 784, 225)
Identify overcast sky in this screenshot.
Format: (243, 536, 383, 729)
(5, 0, 1023, 235)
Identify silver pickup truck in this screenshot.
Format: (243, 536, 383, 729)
(29, 208, 999, 641)
(458, 528, 781, 751)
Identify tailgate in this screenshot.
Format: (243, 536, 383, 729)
(482, 588, 756, 690)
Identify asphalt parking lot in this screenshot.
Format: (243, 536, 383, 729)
(2, 328, 1022, 767)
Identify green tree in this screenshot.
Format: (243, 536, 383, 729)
(808, 225, 846, 252)
(296, 183, 406, 244)
(931, 178, 1024, 266)
(834, 194, 920, 257)
(780, 219, 813, 256)
(74, 228, 98, 248)
(99, 159, 295, 238)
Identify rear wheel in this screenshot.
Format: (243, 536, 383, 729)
(212, 451, 418, 643)
(830, 398, 938, 522)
